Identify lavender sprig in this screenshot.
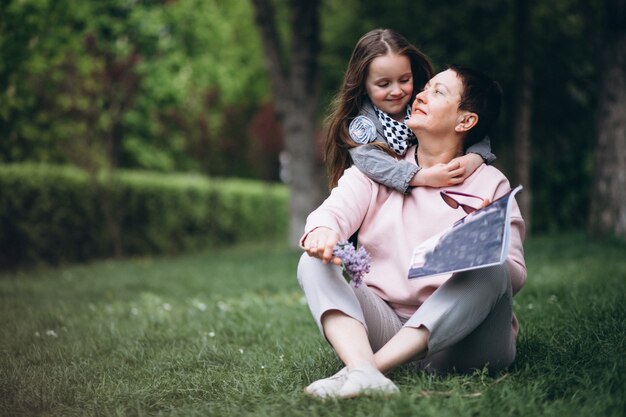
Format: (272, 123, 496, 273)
(332, 241, 371, 288)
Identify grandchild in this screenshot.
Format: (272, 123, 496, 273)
(324, 28, 495, 193)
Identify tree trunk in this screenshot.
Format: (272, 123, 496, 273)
(512, 0, 533, 233)
(281, 105, 321, 244)
(251, 0, 324, 246)
(589, 0, 626, 238)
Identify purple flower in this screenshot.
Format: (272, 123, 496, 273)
(333, 241, 371, 288)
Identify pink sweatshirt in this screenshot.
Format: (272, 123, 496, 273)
(302, 147, 526, 334)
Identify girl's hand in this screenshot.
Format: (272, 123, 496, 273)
(302, 227, 342, 265)
(450, 153, 484, 182)
(410, 160, 465, 187)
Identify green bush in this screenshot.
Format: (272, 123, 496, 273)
(0, 164, 288, 269)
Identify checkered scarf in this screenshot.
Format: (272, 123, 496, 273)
(373, 105, 417, 155)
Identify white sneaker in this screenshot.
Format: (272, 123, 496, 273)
(337, 365, 399, 398)
(304, 367, 348, 398)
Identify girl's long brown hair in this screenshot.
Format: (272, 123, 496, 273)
(323, 29, 433, 189)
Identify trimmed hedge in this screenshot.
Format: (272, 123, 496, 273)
(0, 164, 288, 269)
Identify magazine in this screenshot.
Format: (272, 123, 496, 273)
(408, 185, 523, 280)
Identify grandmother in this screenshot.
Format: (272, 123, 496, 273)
(297, 65, 526, 399)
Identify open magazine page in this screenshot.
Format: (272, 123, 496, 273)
(408, 185, 523, 280)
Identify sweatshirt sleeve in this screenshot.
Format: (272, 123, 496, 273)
(349, 145, 419, 194)
(507, 215, 527, 295)
(491, 180, 527, 295)
(466, 136, 496, 164)
(300, 167, 374, 245)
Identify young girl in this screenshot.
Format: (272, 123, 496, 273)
(324, 28, 495, 193)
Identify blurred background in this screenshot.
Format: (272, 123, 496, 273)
(1, 0, 625, 267)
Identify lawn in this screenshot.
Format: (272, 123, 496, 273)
(1, 234, 625, 416)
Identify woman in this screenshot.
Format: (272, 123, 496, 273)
(297, 65, 526, 399)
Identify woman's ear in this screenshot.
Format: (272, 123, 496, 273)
(455, 112, 478, 133)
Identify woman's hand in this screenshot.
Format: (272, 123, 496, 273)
(302, 227, 342, 265)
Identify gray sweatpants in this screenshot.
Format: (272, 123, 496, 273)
(297, 253, 516, 374)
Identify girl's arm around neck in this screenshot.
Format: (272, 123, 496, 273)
(349, 145, 418, 193)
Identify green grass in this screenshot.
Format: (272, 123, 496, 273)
(1, 234, 625, 416)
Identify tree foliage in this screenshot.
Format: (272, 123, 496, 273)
(1, 0, 619, 235)
(0, 0, 273, 177)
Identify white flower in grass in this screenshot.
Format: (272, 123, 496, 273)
(261, 365, 266, 369)
(163, 303, 172, 311)
(131, 307, 140, 316)
(208, 331, 216, 337)
(239, 348, 244, 354)
(527, 303, 534, 310)
(45, 330, 58, 338)
(193, 300, 207, 311)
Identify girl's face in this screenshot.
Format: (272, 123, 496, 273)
(365, 53, 413, 121)
(407, 69, 463, 134)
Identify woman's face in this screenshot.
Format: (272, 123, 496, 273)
(407, 69, 463, 135)
(364, 53, 413, 121)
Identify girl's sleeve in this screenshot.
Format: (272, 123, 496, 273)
(466, 136, 496, 164)
(349, 145, 419, 194)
